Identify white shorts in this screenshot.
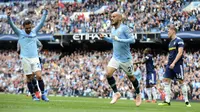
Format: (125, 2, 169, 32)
(21, 57, 41, 75)
(108, 57, 134, 76)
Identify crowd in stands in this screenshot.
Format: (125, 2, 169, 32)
(0, 49, 199, 100)
(0, 0, 200, 34)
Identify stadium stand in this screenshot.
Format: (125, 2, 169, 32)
(0, 0, 200, 34)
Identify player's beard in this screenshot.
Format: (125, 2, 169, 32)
(112, 21, 119, 27)
(111, 21, 116, 26)
(111, 19, 118, 25)
(25, 30, 31, 34)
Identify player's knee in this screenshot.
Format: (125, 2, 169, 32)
(106, 68, 116, 78)
(163, 78, 170, 83)
(146, 85, 152, 88)
(146, 86, 150, 88)
(178, 80, 184, 84)
(35, 71, 42, 80)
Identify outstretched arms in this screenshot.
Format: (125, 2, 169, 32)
(33, 8, 48, 33)
(6, 8, 21, 35)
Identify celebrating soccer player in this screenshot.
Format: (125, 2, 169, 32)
(99, 12, 142, 106)
(6, 7, 49, 102)
(17, 39, 43, 99)
(158, 24, 191, 107)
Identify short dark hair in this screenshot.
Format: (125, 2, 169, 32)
(145, 48, 152, 54)
(23, 20, 32, 27)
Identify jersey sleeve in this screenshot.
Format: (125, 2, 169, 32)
(145, 56, 150, 61)
(7, 16, 21, 36)
(33, 10, 48, 33)
(103, 37, 113, 43)
(177, 39, 184, 48)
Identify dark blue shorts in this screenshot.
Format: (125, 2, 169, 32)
(146, 72, 156, 86)
(164, 64, 184, 80)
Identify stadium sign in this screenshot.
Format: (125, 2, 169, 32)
(53, 33, 161, 44)
(72, 33, 110, 41)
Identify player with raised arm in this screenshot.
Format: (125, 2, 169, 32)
(158, 24, 191, 107)
(6, 7, 49, 102)
(99, 12, 142, 106)
(134, 48, 157, 103)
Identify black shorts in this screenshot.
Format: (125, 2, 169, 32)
(164, 64, 184, 80)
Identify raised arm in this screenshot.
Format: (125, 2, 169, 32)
(116, 26, 135, 43)
(6, 8, 21, 35)
(33, 9, 48, 33)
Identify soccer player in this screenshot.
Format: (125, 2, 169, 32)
(6, 7, 49, 101)
(134, 48, 157, 103)
(17, 39, 43, 99)
(158, 24, 191, 107)
(99, 12, 142, 106)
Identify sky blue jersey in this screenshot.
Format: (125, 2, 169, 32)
(8, 10, 47, 58)
(103, 24, 135, 62)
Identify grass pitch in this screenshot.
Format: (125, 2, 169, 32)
(0, 94, 199, 112)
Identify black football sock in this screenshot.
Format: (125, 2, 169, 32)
(131, 79, 140, 94)
(38, 80, 45, 94)
(107, 76, 118, 93)
(27, 82, 35, 97)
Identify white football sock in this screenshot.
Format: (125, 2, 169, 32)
(181, 83, 189, 102)
(152, 87, 157, 100)
(164, 82, 171, 103)
(146, 88, 152, 100)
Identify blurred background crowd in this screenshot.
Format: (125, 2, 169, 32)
(0, 49, 199, 100)
(0, 0, 200, 34)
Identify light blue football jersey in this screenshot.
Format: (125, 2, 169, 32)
(8, 10, 47, 58)
(103, 24, 135, 62)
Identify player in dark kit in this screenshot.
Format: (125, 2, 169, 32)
(158, 24, 191, 107)
(134, 48, 157, 103)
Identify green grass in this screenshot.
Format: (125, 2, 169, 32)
(0, 94, 199, 112)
